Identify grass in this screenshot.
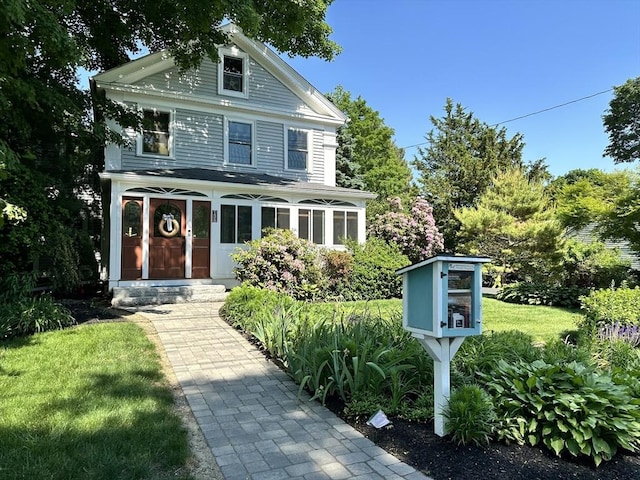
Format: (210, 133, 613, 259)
(313, 297, 583, 343)
(0, 322, 192, 480)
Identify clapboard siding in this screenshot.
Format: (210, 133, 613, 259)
(133, 49, 314, 115)
(256, 121, 284, 174)
(121, 109, 224, 170)
(174, 110, 224, 167)
(119, 108, 327, 183)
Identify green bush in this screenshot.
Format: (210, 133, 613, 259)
(231, 229, 324, 300)
(336, 238, 409, 300)
(481, 359, 640, 466)
(221, 284, 296, 332)
(559, 239, 632, 290)
(444, 385, 496, 446)
(580, 285, 640, 335)
(497, 282, 587, 308)
(453, 331, 540, 383)
(0, 274, 75, 339)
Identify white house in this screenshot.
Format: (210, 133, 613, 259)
(92, 24, 374, 300)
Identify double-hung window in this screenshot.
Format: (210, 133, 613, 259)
(140, 109, 171, 157)
(298, 209, 324, 244)
(333, 211, 358, 245)
(287, 128, 309, 171)
(218, 48, 248, 98)
(220, 205, 252, 244)
(227, 120, 253, 165)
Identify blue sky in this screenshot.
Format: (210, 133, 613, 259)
(284, 0, 640, 178)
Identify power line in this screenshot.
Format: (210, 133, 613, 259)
(400, 88, 613, 150)
(491, 88, 612, 126)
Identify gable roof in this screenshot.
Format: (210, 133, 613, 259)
(92, 23, 346, 123)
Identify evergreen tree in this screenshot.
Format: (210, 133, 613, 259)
(413, 98, 546, 250)
(455, 168, 563, 284)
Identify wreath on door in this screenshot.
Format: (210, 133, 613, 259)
(158, 213, 179, 237)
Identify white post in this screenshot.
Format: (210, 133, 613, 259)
(415, 335, 466, 437)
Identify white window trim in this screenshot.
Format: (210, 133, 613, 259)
(217, 47, 249, 99)
(285, 126, 313, 173)
(136, 107, 175, 159)
(224, 117, 256, 167)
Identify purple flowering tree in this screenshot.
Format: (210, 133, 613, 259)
(368, 196, 444, 264)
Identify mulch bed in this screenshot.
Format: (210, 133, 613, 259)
(328, 405, 639, 480)
(63, 297, 640, 480)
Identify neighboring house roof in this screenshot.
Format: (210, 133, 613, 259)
(91, 23, 346, 125)
(569, 224, 640, 270)
(101, 168, 377, 200)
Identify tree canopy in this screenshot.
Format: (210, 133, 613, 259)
(326, 86, 414, 204)
(0, 0, 340, 289)
(603, 77, 640, 163)
(455, 168, 563, 284)
(413, 98, 548, 250)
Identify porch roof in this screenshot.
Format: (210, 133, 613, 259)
(102, 168, 377, 200)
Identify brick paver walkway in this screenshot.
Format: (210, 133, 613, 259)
(135, 302, 432, 480)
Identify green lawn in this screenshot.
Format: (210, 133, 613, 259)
(314, 297, 583, 343)
(0, 322, 192, 480)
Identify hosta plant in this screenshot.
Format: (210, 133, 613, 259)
(481, 359, 640, 466)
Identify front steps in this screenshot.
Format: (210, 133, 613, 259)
(112, 284, 228, 307)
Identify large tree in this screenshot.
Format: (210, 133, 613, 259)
(413, 98, 548, 250)
(455, 168, 563, 285)
(603, 77, 640, 164)
(0, 0, 340, 289)
(326, 86, 414, 205)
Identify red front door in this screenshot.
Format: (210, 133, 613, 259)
(149, 198, 186, 279)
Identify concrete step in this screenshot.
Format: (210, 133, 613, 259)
(112, 284, 228, 307)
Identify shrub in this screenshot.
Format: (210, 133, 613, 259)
(367, 196, 444, 263)
(453, 331, 540, 383)
(482, 359, 640, 466)
(337, 237, 409, 300)
(592, 338, 640, 373)
(231, 229, 324, 300)
(444, 385, 496, 446)
(497, 282, 586, 308)
(559, 239, 632, 290)
(323, 250, 353, 297)
(221, 284, 296, 333)
(0, 274, 75, 339)
(580, 285, 640, 335)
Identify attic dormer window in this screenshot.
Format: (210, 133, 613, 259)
(218, 48, 249, 98)
(223, 56, 243, 92)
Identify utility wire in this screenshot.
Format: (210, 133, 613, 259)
(491, 88, 612, 126)
(400, 88, 613, 150)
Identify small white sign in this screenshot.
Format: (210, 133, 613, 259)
(367, 410, 391, 428)
(448, 263, 474, 271)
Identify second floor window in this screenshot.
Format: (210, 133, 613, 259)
(228, 121, 252, 165)
(141, 109, 170, 156)
(287, 128, 308, 170)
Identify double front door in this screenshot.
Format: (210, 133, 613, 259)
(121, 197, 210, 280)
